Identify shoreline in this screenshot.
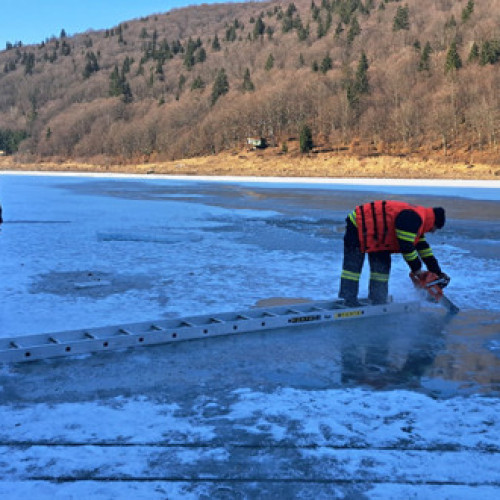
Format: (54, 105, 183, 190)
(1, 152, 500, 182)
(1, 168, 500, 190)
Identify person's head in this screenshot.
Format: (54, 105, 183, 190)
(432, 207, 445, 232)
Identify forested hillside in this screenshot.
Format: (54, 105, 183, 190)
(0, 0, 499, 164)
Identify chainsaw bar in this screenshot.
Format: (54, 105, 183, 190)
(438, 293, 460, 315)
(410, 271, 460, 315)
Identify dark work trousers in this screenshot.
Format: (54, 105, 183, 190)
(339, 219, 391, 304)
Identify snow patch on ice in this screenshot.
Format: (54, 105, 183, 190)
(225, 387, 500, 449)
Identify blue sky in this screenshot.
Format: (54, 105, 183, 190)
(1, 0, 241, 49)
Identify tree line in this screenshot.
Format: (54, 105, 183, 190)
(0, 0, 498, 163)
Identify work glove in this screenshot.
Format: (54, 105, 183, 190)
(410, 270, 432, 288)
(436, 272, 450, 288)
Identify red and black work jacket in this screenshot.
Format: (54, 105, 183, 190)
(348, 200, 441, 274)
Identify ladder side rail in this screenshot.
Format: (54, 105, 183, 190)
(0, 309, 310, 362)
(0, 300, 421, 363)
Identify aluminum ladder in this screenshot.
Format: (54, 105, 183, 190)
(0, 298, 420, 363)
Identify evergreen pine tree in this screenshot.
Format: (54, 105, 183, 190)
(23, 52, 35, 75)
(265, 53, 274, 70)
(196, 47, 207, 63)
(225, 25, 237, 42)
(418, 42, 432, 72)
(393, 5, 410, 31)
(354, 51, 369, 94)
(468, 42, 479, 63)
(299, 124, 313, 153)
(292, 13, 302, 30)
(60, 40, 71, 56)
(184, 38, 196, 69)
(242, 68, 255, 91)
(83, 51, 99, 79)
(171, 40, 182, 55)
(335, 22, 344, 39)
(316, 17, 325, 39)
(347, 16, 361, 44)
(311, 2, 320, 21)
(159, 40, 172, 60)
(445, 40, 462, 73)
(320, 54, 333, 74)
(109, 64, 133, 102)
(155, 59, 164, 81)
(461, 0, 474, 23)
(253, 17, 265, 39)
(122, 56, 132, 74)
(282, 15, 293, 33)
(121, 81, 133, 103)
(151, 30, 158, 56)
(109, 65, 122, 96)
(346, 82, 359, 108)
(211, 68, 229, 105)
(479, 40, 500, 65)
(445, 15, 457, 30)
(191, 76, 205, 91)
(297, 24, 309, 41)
(212, 34, 221, 51)
(286, 2, 297, 16)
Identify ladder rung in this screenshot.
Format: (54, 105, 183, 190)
(0, 298, 420, 364)
(209, 317, 224, 324)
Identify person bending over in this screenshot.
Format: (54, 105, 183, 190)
(339, 200, 450, 306)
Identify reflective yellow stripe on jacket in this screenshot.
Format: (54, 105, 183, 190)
(348, 209, 357, 227)
(395, 228, 417, 242)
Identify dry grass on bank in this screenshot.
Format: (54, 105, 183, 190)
(1, 150, 500, 180)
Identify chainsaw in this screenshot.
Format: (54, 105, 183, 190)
(410, 271, 459, 315)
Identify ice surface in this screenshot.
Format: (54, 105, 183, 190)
(0, 173, 499, 498)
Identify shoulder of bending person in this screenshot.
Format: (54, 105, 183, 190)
(395, 209, 422, 232)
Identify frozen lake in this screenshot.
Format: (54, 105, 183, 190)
(0, 173, 499, 498)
